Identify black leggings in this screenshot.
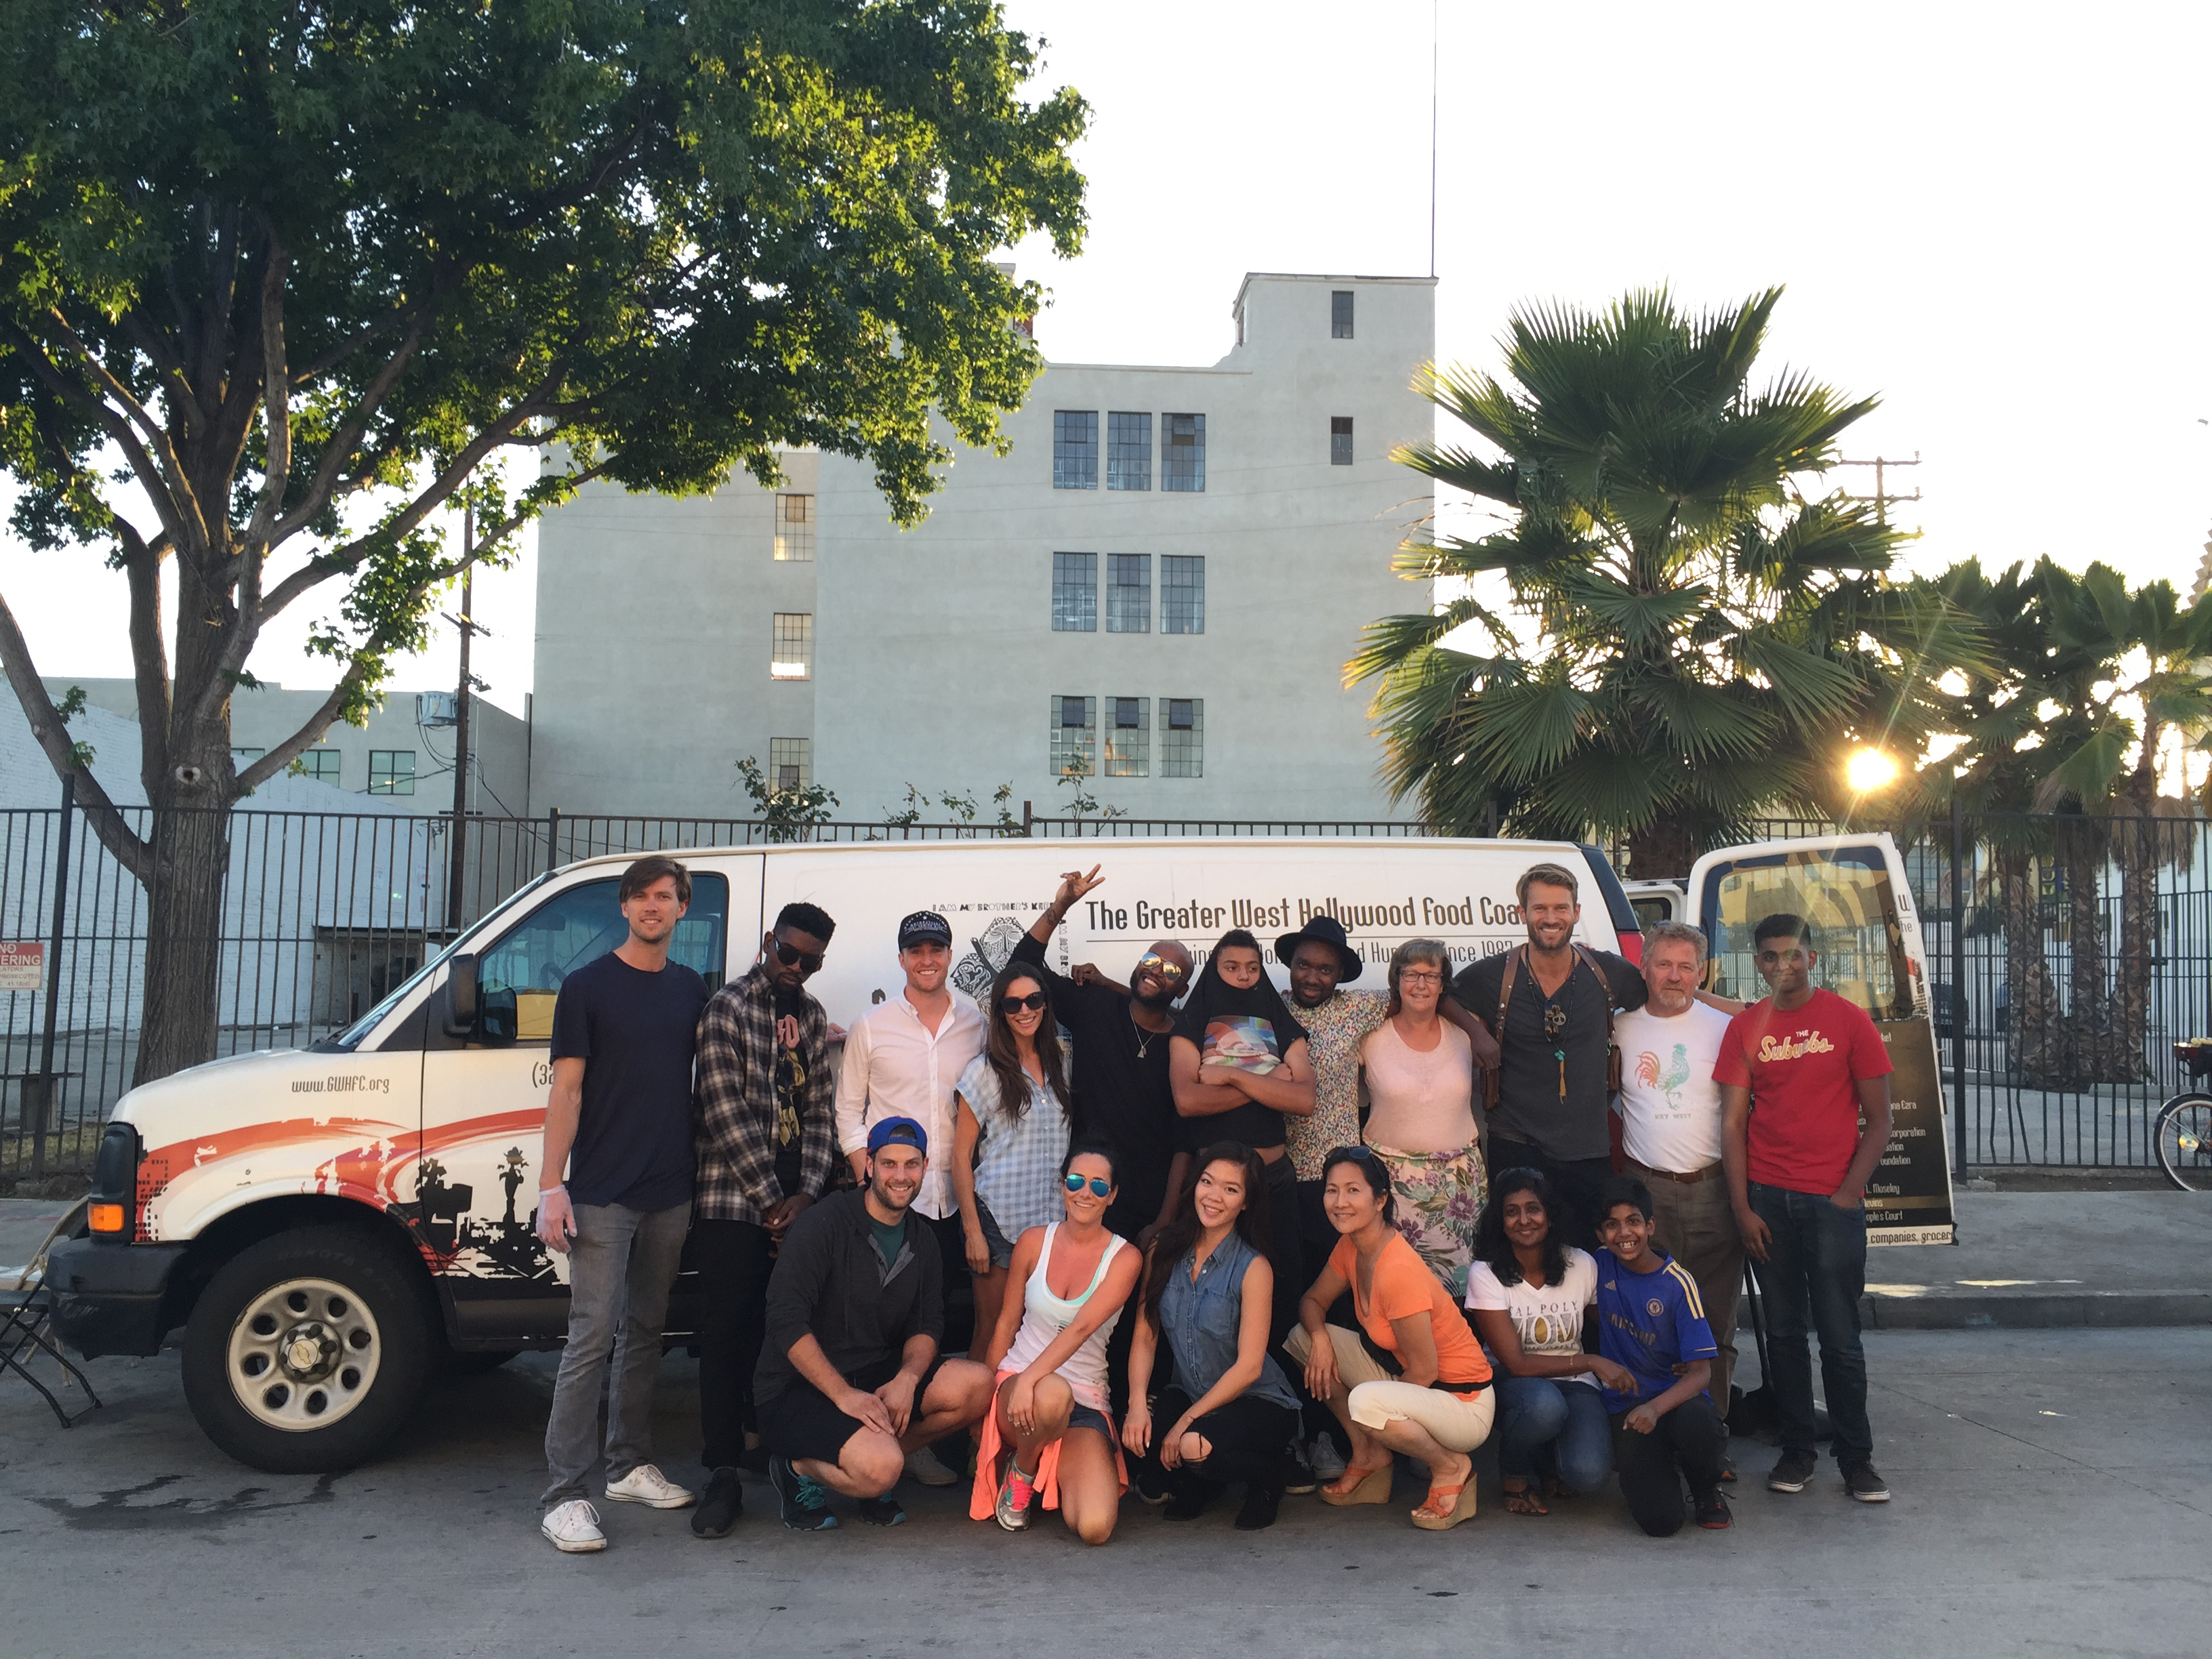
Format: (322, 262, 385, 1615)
(1609, 1392, 1729, 1537)
(1158, 1386, 1297, 1492)
(692, 1218, 776, 1471)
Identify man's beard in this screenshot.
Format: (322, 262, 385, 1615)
(1133, 985, 1177, 1012)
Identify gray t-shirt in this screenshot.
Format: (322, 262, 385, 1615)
(1454, 946, 1645, 1162)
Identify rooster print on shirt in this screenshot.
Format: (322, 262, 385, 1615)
(1634, 1042, 1692, 1110)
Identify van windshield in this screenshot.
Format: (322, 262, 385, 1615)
(1700, 845, 1914, 1021)
(320, 945, 455, 1052)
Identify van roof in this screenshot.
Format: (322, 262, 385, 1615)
(552, 834, 1595, 876)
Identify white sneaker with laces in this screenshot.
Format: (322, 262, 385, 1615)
(903, 1446, 958, 1488)
(605, 1463, 696, 1509)
(541, 1498, 607, 1553)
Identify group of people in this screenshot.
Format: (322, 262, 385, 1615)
(529, 854, 1898, 1554)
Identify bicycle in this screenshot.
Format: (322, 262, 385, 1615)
(2154, 1040, 2212, 1192)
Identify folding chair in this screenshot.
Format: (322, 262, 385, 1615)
(1, 1196, 105, 1428)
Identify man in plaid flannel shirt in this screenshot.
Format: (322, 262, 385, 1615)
(689, 900, 841, 1538)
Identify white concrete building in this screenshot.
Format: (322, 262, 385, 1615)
(529, 271, 1437, 823)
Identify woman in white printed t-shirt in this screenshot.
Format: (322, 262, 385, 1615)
(1466, 1166, 1640, 1515)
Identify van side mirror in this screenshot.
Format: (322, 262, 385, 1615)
(443, 954, 480, 1038)
(478, 985, 518, 1047)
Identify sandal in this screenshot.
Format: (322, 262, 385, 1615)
(1503, 1481, 1548, 1517)
(1411, 1478, 1478, 1531)
(1319, 1462, 1394, 1507)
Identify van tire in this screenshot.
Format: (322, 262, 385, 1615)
(182, 1226, 433, 1474)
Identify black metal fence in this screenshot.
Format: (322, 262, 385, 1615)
(3, 800, 2205, 1175)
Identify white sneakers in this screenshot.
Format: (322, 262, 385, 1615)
(903, 1446, 958, 1488)
(541, 1499, 607, 1553)
(605, 1463, 697, 1509)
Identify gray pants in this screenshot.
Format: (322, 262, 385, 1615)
(1632, 1162, 1743, 1414)
(542, 1199, 691, 1509)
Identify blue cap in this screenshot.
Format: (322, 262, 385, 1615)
(866, 1115, 929, 1156)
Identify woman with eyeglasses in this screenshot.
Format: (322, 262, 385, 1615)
(952, 962, 1077, 1352)
(970, 1142, 1143, 1542)
(1360, 939, 1483, 1299)
(1287, 1146, 1494, 1530)
(1170, 929, 1315, 1337)
(1122, 1142, 1303, 1530)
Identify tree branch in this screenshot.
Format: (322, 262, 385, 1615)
(241, 245, 292, 562)
(0, 583, 153, 882)
(272, 295, 443, 542)
(234, 659, 375, 796)
(115, 518, 176, 797)
(40, 304, 207, 550)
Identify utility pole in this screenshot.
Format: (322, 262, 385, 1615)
(1836, 451, 1923, 529)
(447, 505, 475, 935)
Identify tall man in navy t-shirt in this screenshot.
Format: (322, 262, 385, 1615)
(535, 856, 712, 1555)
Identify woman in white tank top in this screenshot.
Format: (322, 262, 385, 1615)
(970, 1142, 1143, 1542)
(1359, 939, 1484, 1298)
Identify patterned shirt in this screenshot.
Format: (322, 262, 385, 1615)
(693, 963, 837, 1225)
(955, 1052, 1072, 1241)
(1284, 989, 1389, 1179)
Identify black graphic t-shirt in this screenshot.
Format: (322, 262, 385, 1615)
(773, 983, 807, 1200)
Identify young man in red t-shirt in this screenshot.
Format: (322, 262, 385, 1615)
(1715, 912, 1894, 1504)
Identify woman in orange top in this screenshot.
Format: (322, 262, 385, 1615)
(1286, 1145, 1494, 1530)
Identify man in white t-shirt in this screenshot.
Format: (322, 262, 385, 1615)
(1612, 921, 1744, 1416)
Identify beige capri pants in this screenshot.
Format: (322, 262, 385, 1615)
(1284, 1323, 1496, 1454)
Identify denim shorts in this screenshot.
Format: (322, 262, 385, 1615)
(1067, 1400, 1113, 1440)
(975, 1198, 1017, 1270)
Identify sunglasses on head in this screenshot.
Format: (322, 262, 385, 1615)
(1133, 951, 1189, 985)
(770, 937, 824, 974)
(1063, 1173, 1113, 1197)
(999, 991, 1050, 1015)
(1323, 1145, 1389, 1178)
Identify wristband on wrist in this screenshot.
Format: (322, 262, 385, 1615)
(541, 1183, 566, 1195)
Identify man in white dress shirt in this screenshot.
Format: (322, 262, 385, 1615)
(832, 909, 988, 1484)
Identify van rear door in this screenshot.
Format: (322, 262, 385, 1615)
(1686, 834, 1956, 1246)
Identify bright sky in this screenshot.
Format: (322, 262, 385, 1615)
(4, 0, 2207, 722)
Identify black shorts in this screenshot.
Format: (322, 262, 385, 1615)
(759, 1353, 954, 1469)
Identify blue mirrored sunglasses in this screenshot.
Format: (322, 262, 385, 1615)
(1063, 1174, 1112, 1197)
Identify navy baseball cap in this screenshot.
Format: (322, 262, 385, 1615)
(867, 1116, 930, 1156)
(898, 910, 953, 950)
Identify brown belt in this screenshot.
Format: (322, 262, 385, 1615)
(1627, 1158, 1721, 1186)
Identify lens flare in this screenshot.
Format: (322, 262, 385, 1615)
(1845, 748, 1900, 792)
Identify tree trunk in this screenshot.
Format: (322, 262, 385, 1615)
(2057, 816, 2112, 1084)
(2000, 846, 2062, 1084)
(2108, 755, 2170, 1087)
(134, 804, 232, 1085)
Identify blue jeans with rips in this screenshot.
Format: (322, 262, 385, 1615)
(1494, 1374, 1614, 1491)
(1749, 1181, 1872, 1465)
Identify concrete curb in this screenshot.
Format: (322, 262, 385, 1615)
(1862, 1291, 2212, 1330)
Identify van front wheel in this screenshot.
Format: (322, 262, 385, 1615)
(182, 1226, 432, 1473)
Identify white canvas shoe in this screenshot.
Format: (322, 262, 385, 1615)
(605, 1463, 696, 1509)
(541, 1498, 607, 1553)
(903, 1446, 958, 1487)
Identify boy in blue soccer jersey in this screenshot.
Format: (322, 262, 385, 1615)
(1593, 1175, 1733, 1535)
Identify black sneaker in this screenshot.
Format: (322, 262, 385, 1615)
(1767, 1450, 1818, 1493)
(691, 1467, 743, 1538)
(1281, 1441, 1318, 1496)
(1842, 1462, 1891, 1503)
(1694, 1487, 1733, 1530)
(735, 1442, 771, 1475)
(1719, 1456, 1738, 1484)
(769, 1456, 839, 1532)
(1162, 1475, 1211, 1521)
(1234, 1483, 1283, 1531)
(1135, 1462, 1172, 1504)
(856, 1494, 907, 1526)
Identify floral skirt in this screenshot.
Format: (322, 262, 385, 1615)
(1369, 1140, 1486, 1301)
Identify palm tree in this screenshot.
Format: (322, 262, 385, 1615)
(1351, 288, 1978, 875)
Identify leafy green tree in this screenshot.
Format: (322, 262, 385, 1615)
(0, 1, 1085, 1080)
(1349, 287, 1978, 876)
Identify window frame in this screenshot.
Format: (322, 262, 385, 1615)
(773, 493, 816, 561)
(1050, 694, 1097, 778)
(771, 611, 815, 680)
(769, 736, 812, 792)
(1053, 409, 1099, 490)
(1161, 698, 1204, 778)
(1332, 290, 1355, 339)
(367, 749, 416, 796)
(1104, 696, 1150, 778)
(1331, 415, 1354, 466)
(1052, 551, 1098, 633)
(1162, 555, 1206, 635)
(1107, 411, 1153, 491)
(1162, 413, 1206, 493)
(1106, 552, 1152, 635)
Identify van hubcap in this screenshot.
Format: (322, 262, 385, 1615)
(227, 1277, 382, 1431)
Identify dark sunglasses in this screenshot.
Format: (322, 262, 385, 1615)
(1133, 951, 1190, 985)
(1063, 1173, 1113, 1197)
(770, 937, 824, 974)
(999, 991, 1050, 1015)
(1323, 1145, 1389, 1176)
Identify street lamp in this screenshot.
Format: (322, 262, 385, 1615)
(1845, 747, 1900, 793)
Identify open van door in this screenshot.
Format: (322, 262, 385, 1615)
(1687, 833, 1957, 1246)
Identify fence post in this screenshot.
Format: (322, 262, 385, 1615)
(1021, 800, 1033, 838)
(545, 806, 560, 872)
(1948, 795, 1968, 1174)
(28, 772, 76, 1181)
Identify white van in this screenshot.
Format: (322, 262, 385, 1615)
(48, 830, 1948, 1473)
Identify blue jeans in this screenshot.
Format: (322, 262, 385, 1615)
(1494, 1374, 1613, 1490)
(1748, 1181, 1872, 1465)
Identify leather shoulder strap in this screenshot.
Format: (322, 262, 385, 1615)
(1496, 947, 1523, 1037)
(1571, 943, 1616, 1042)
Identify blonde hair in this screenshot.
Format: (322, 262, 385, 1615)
(1515, 862, 1580, 905)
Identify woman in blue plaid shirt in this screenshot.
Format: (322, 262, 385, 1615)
(952, 962, 1076, 1351)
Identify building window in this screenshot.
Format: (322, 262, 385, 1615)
(771, 613, 814, 680)
(1107, 554, 1151, 634)
(369, 750, 416, 796)
(1162, 555, 1205, 634)
(1107, 411, 1152, 491)
(1105, 697, 1149, 777)
(1331, 416, 1353, 466)
(1053, 410, 1098, 489)
(1052, 552, 1097, 632)
(1162, 413, 1206, 492)
(1161, 699, 1204, 777)
(1051, 695, 1097, 777)
(294, 749, 342, 785)
(774, 493, 815, 561)
(1332, 290, 1354, 339)
(769, 737, 812, 791)
(231, 746, 264, 764)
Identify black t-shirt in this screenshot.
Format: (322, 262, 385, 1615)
(550, 951, 711, 1210)
(1170, 965, 1308, 1154)
(1453, 945, 1646, 1163)
(771, 982, 806, 1200)
(1010, 931, 1180, 1237)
